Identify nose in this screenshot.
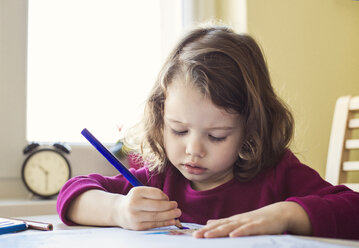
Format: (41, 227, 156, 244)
(185, 135, 205, 158)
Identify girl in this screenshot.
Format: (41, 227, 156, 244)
(57, 25, 359, 239)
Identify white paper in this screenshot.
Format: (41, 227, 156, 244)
(0, 223, 353, 248)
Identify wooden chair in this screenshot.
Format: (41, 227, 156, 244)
(325, 96, 359, 191)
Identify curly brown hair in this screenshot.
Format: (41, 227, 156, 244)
(136, 25, 294, 181)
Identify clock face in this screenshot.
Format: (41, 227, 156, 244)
(22, 149, 71, 197)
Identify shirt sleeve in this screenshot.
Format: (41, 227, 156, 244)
(281, 151, 359, 239)
(56, 167, 155, 226)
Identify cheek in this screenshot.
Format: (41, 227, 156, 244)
(214, 145, 239, 165)
(212, 138, 241, 165)
(163, 130, 182, 161)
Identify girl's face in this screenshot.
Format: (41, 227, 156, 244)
(163, 80, 243, 191)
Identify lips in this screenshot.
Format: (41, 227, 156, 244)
(182, 163, 206, 175)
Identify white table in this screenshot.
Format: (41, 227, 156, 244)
(1, 215, 358, 248)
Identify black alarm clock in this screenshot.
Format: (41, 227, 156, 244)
(22, 142, 72, 198)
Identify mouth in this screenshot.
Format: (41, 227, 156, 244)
(182, 163, 206, 175)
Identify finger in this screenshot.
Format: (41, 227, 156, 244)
(193, 218, 243, 239)
(133, 186, 169, 200)
(133, 219, 177, 231)
(140, 208, 182, 222)
(138, 199, 178, 211)
(229, 221, 265, 237)
(193, 220, 226, 238)
(203, 223, 239, 238)
(193, 229, 206, 238)
(193, 224, 224, 238)
(199, 218, 230, 232)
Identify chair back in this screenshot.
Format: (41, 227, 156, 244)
(325, 96, 359, 191)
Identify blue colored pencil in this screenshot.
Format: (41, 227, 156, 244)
(81, 128, 186, 229)
(81, 128, 143, 186)
(0, 218, 27, 235)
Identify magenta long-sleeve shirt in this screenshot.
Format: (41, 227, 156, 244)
(57, 150, 359, 239)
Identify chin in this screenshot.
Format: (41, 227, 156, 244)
(181, 171, 206, 182)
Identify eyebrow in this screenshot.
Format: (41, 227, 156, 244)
(165, 117, 236, 131)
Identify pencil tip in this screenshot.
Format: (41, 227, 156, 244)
(175, 219, 187, 230)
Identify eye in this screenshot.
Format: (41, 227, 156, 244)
(171, 129, 188, 136)
(208, 135, 227, 142)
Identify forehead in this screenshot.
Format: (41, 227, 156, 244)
(164, 80, 240, 127)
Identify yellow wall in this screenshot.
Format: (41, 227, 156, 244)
(218, 0, 359, 177)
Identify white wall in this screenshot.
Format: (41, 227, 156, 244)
(0, 0, 118, 199)
(0, 0, 28, 195)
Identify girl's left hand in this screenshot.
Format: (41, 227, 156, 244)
(193, 201, 311, 238)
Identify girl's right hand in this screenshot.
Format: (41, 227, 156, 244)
(114, 186, 181, 230)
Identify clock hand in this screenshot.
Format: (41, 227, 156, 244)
(38, 165, 48, 174)
(45, 173, 48, 191)
(38, 165, 49, 191)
